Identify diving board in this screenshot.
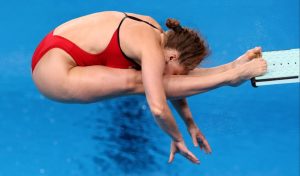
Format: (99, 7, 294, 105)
(251, 48, 300, 87)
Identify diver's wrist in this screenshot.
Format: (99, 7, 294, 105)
(185, 117, 196, 128)
(173, 134, 184, 142)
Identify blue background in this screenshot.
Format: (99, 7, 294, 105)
(0, 0, 299, 176)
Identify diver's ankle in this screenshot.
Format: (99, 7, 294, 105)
(230, 61, 237, 69)
(225, 67, 244, 86)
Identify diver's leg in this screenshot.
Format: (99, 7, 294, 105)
(34, 54, 232, 103)
(64, 54, 266, 102)
(65, 65, 140, 103)
(33, 48, 265, 103)
(32, 48, 140, 103)
(188, 47, 262, 76)
(130, 48, 266, 99)
(130, 69, 233, 99)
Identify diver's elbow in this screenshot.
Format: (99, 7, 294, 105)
(149, 102, 166, 118)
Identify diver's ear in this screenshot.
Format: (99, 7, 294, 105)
(169, 55, 175, 61)
(169, 51, 179, 62)
(167, 55, 175, 63)
(165, 48, 179, 63)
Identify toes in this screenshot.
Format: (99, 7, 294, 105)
(246, 47, 262, 59)
(254, 46, 262, 57)
(246, 50, 257, 59)
(254, 46, 262, 52)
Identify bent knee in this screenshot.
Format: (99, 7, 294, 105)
(125, 69, 143, 92)
(37, 79, 78, 103)
(33, 71, 81, 103)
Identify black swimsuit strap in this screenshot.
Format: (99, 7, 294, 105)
(115, 13, 142, 70)
(116, 12, 159, 71)
(117, 13, 128, 30)
(118, 12, 160, 31)
(125, 13, 159, 30)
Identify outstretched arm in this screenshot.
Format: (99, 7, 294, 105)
(170, 98, 212, 154)
(136, 26, 199, 164)
(171, 98, 196, 127)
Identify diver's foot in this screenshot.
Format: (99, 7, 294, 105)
(232, 47, 262, 68)
(229, 58, 267, 86)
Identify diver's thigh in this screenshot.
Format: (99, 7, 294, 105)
(66, 66, 139, 103)
(32, 48, 76, 102)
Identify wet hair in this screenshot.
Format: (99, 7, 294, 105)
(165, 18, 210, 70)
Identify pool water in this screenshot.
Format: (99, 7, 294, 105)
(0, 0, 299, 176)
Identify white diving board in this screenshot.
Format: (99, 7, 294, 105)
(251, 48, 300, 87)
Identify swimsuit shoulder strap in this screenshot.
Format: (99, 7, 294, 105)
(117, 12, 128, 30)
(115, 12, 142, 70)
(118, 12, 160, 31)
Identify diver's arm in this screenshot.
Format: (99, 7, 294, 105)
(171, 98, 212, 153)
(137, 26, 200, 163)
(139, 27, 183, 142)
(170, 98, 196, 128)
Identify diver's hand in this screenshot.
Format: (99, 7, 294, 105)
(168, 140, 200, 164)
(188, 125, 212, 154)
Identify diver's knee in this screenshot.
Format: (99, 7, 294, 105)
(125, 69, 143, 92)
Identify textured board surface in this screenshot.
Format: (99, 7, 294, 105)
(251, 49, 300, 87)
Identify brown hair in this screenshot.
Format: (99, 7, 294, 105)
(165, 18, 210, 70)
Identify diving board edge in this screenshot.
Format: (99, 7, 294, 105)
(251, 76, 299, 87)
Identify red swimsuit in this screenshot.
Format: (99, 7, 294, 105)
(31, 13, 159, 72)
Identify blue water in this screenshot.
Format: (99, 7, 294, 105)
(0, 0, 299, 176)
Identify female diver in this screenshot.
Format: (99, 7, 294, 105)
(31, 11, 267, 164)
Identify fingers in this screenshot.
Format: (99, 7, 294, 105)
(197, 138, 205, 151)
(182, 150, 200, 164)
(196, 134, 212, 154)
(192, 135, 199, 147)
(168, 142, 176, 163)
(169, 149, 200, 164)
(199, 138, 212, 154)
(171, 140, 200, 164)
(168, 150, 175, 163)
(190, 129, 212, 154)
